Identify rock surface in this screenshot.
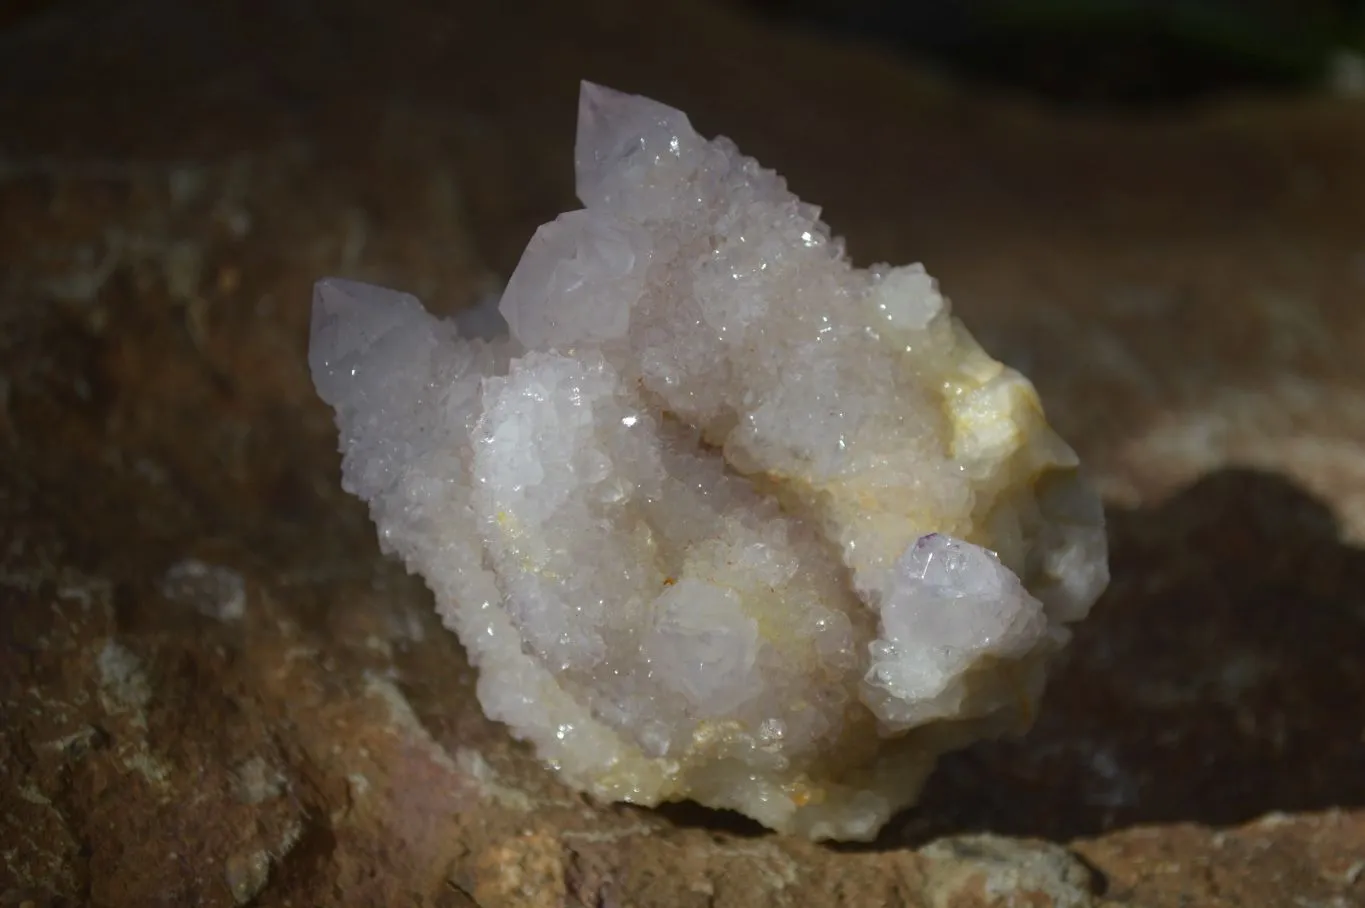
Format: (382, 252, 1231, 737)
(2, 0, 1364, 904)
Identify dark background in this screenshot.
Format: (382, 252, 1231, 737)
(3, 2, 1365, 906)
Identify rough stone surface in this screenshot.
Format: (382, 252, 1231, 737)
(2, 0, 1364, 905)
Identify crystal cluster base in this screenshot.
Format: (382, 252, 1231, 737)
(309, 83, 1108, 840)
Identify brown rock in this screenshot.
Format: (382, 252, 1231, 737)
(918, 836, 1097, 907)
(1, 1, 1363, 906)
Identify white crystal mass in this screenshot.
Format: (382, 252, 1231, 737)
(309, 83, 1109, 841)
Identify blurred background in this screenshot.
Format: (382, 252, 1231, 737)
(3, 2, 1365, 906)
(5, 0, 1365, 104)
(745, 0, 1365, 105)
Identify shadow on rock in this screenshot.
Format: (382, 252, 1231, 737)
(659, 468, 1365, 847)
(869, 466, 1365, 847)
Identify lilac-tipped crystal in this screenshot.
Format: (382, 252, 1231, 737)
(308, 83, 1108, 841)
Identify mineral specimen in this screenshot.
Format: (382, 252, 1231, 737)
(308, 82, 1109, 841)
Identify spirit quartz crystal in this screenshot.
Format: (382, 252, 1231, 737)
(309, 82, 1109, 841)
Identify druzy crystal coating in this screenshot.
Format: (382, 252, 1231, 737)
(309, 82, 1109, 840)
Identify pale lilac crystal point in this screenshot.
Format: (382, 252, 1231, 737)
(308, 278, 428, 407)
(309, 83, 1109, 842)
(574, 80, 697, 209)
(497, 209, 651, 349)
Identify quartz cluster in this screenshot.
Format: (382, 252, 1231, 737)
(309, 82, 1109, 841)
